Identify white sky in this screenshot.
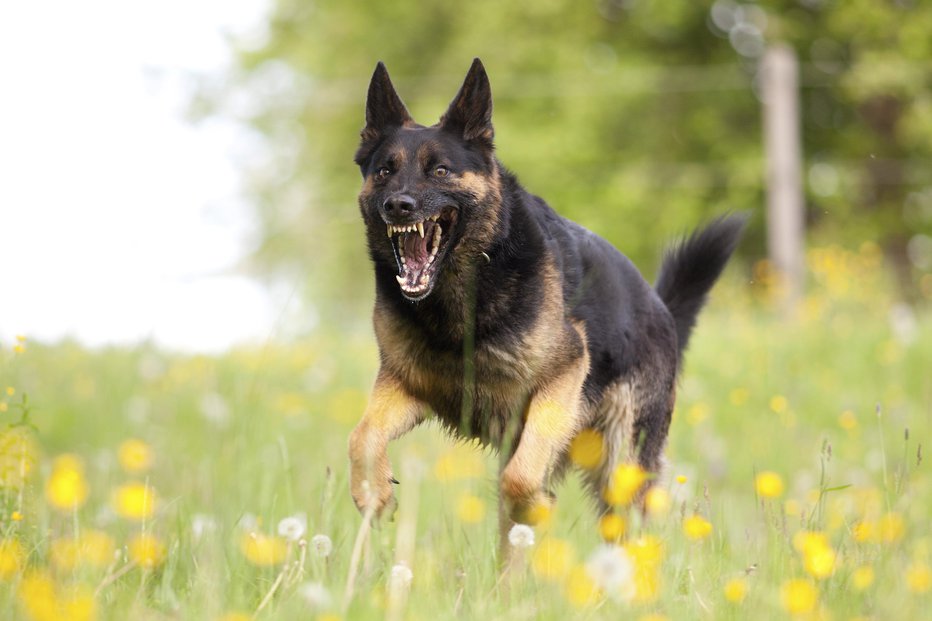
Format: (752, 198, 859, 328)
(0, 0, 278, 352)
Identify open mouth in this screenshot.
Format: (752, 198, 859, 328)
(387, 208, 457, 299)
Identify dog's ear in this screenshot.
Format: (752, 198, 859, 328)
(360, 62, 412, 144)
(440, 58, 493, 146)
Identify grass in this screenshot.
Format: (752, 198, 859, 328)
(1, 243, 930, 620)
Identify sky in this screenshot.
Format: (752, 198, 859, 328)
(0, 0, 277, 352)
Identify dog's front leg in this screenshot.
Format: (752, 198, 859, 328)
(499, 353, 588, 528)
(349, 371, 426, 519)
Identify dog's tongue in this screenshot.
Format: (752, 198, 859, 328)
(403, 230, 429, 267)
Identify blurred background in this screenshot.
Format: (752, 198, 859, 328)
(2, 0, 931, 350)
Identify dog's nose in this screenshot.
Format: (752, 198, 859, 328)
(383, 194, 416, 216)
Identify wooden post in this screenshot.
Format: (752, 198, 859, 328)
(761, 44, 804, 312)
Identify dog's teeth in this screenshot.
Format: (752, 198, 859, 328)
(419, 274, 428, 284)
(417, 222, 424, 238)
(396, 275, 405, 285)
(387, 225, 393, 237)
(400, 255, 406, 264)
(430, 214, 439, 222)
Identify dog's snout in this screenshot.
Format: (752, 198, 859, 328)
(383, 194, 416, 216)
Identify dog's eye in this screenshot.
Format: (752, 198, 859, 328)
(376, 166, 391, 180)
(433, 165, 450, 178)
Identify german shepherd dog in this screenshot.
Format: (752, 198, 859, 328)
(349, 58, 745, 551)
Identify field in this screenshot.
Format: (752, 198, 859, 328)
(1, 244, 930, 620)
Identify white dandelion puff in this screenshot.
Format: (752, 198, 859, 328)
(585, 544, 635, 601)
(389, 563, 414, 591)
(191, 513, 218, 540)
(298, 581, 332, 610)
(508, 523, 535, 548)
(277, 514, 307, 542)
(310, 533, 333, 557)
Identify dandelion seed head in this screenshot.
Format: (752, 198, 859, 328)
(508, 524, 535, 548)
(585, 544, 634, 598)
(277, 514, 307, 542)
(389, 563, 414, 590)
(299, 581, 333, 610)
(311, 534, 333, 557)
(191, 514, 218, 540)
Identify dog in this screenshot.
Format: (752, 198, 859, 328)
(348, 58, 745, 552)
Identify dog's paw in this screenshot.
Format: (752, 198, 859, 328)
(500, 471, 554, 525)
(351, 476, 398, 521)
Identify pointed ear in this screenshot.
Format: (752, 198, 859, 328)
(439, 58, 493, 145)
(361, 62, 412, 143)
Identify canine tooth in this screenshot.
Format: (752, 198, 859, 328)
(387, 224, 393, 237)
(400, 256, 406, 264)
(417, 222, 424, 238)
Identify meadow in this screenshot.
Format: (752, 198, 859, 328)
(1, 243, 930, 620)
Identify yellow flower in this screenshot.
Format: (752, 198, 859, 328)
(729, 387, 749, 405)
(117, 439, 153, 473)
(906, 562, 932, 594)
(50, 531, 116, 571)
(851, 520, 875, 542)
(645, 487, 671, 517)
(838, 410, 858, 430)
(568, 429, 603, 469)
(682, 515, 713, 541)
(17, 571, 57, 620)
(723, 577, 747, 603)
(755, 471, 784, 498)
(531, 537, 574, 580)
(781, 579, 818, 615)
(792, 531, 828, 554)
(686, 402, 709, 426)
(638, 615, 668, 621)
(240, 532, 287, 566)
(598, 514, 626, 542)
(455, 493, 486, 524)
(113, 482, 158, 520)
(0, 426, 39, 489)
(879, 512, 905, 542)
(0, 538, 25, 579)
(565, 564, 600, 607)
(603, 464, 646, 507)
(216, 614, 253, 621)
(675, 475, 687, 485)
(851, 565, 874, 591)
(45, 454, 89, 511)
(802, 544, 835, 580)
(4, 387, 13, 397)
(433, 446, 485, 481)
(769, 395, 788, 414)
(128, 533, 166, 569)
(625, 535, 663, 603)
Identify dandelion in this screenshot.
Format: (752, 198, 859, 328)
(240, 532, 287, 566)
(191, 513, 218, 540)
(604, 464, 647, 507)
(455, 493, 486, 523)
(645, 487, 671, 516)
(906, 562, 932, 594)
(389, 563, 413, 590)
(17, 571, 57, 619)
(4, 387, 13, 397)
(723, 577, 747, 603)
(127, 533, 166, 569)
(50, 530, 115, 571)
(769, 395, 788, 413)
(585, 544, 634, 599)
(682, 515, 713, 541)
(755, 471, 784, 498)
(781, 579, 818, 615)
(675, 475, 687, 485)
(45, 454, 89, 511)
(433, 446, 485, 481)
(532, 537, 574, 580)
(117, 438, 153, 473)
(310, 534, 333, 558)
(879, 512, 905, 542)
(838, 410, 858, 430)
(851, 565, 874, 590)
(508, 524, 535, 548)
(11, 511, 23, 522)
(0, 538, 24, 579)
(625, 535, 663, 603)
(565, 564, 600, 607)
(851, 520, 875, 542)
(113, 482, 158, 520)
(277, 514, 307, 542)
(299, 581, 333, 610)
(598, 514, 626, 542)
(568, 429, 603, 469)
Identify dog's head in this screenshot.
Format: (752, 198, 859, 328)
(355, 59, 501, 302)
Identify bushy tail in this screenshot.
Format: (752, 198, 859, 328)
(655, 214, 747, 358)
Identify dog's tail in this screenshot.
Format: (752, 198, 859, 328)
(655, 213, 747, 359)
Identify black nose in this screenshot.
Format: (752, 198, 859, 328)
(383, 194, 415, 216)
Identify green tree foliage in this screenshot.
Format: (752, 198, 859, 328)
(202, 0, 932, 320)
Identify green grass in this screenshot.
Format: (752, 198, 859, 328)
(1, 253, 931, 620)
